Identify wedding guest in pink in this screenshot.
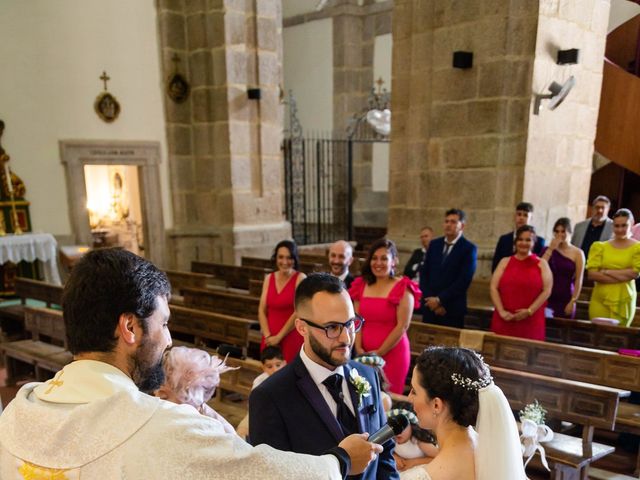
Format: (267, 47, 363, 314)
(155, 346, 237, 434)
(349, 238, 421, 394)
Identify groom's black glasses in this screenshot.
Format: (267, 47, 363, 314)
(300, 315, 365, 339)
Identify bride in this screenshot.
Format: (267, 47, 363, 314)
(399, 346, 526, 480)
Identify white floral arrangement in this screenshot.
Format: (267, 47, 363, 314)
(349, 369, 371, 407)
(519, 400, 553, 470)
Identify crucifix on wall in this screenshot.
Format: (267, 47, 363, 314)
(94, 70, 121, 123)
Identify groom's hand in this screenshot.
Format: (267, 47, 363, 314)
(338, 433, 383, 475)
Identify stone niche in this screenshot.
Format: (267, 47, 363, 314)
(59, 140, 166, 267)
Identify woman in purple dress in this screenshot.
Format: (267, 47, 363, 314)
(541, 218, 585, 318)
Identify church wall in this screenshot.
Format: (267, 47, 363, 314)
(0, 0, 171, 241)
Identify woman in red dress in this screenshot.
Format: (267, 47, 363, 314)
(349, 238, 421, 394)
(258, 240, 306, 362)
(490, 225, 553, 340)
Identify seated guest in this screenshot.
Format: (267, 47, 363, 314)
(258, 240, 306, 363)
(328, 240, 355, 288)
(420, 209, 477, 329)
(155, 346, 237, 434)
(572, 195, 613, 258)
(250, 273, 399, 480)
(491, 225, 552, 340)
(236, 346, 287, 439)
(540, 218, 585, 318)
(491, 202, 545, 272)
(587, 208, 640, 326)
(0, 248, 380, 479)
(403, 226, 433, 283)
(350, 238, 421, 394)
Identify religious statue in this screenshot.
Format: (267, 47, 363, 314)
(0, 120, 27, 199)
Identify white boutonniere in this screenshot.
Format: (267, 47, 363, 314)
(349, 369, 371, 407)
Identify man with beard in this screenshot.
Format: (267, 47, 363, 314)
(0, 249, 381, 479)
(249, 273, 398, 480)
(328, 240, 355, 289)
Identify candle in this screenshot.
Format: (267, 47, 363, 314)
(4, 163, 12, 194)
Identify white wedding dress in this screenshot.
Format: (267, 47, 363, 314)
(399, 383, 526, 480)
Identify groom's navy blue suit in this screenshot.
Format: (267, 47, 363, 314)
(249, 354, 398, 480)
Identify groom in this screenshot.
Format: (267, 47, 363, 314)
(249, 273, 398, 479)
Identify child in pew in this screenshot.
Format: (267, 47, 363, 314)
(154, 346, 238, 434)
(353, 353, 393, 411)
(390, 401, 439, 472)
(236, 346, 287, 439)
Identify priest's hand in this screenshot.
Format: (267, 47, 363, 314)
(339, 433, 383, 475)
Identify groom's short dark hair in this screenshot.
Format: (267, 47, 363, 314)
(295, 273, 344, 310)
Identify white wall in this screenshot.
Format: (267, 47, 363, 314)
(609, 0, 640, 32)
(372, 34, 392, 192)
(0, 0, 171, 239)
(283, 19, 333, 133)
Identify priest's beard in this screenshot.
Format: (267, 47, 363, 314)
(131, 334, 166, 394)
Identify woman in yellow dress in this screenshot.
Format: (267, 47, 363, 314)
(587, 208, 640, 326)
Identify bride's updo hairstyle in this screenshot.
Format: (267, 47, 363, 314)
(415, 346, 491, 427)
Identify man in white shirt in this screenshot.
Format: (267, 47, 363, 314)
(0, 249, 380, 479)
(328, 240, 355, 289)
(249, 273, 398, 480)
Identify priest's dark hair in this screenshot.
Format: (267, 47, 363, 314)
(63, 248, 171, 354)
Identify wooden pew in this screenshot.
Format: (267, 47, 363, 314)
(465, 305, 640, 352)
(218, 356, 263, 399)
(166, 270, 215, 292)
(181, 287, 259, 320)
(241, 256, 323, 275)
(407, 322, 633, 478)
(191, 261, 269, 290)
(169, 305, 260, 357)
(0, 307, 71, 384)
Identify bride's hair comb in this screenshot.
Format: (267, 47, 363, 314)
(450, 352, 492, 391)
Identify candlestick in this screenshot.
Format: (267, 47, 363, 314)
(4, 162, 13, 194)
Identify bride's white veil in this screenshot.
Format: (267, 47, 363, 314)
(475, 382, 527, 480)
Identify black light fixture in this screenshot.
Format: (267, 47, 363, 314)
(557, 48, 580, 65)
(452, 51, 473, 69)
(247, 88, 261, 100)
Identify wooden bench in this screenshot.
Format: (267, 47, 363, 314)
(218, 356, 263, 399)
(170, 305, 260, 358)
(166, 270, 215, 293)
(241, 256, 323, 275)
(181, 287, 259, 320)
(0, 278, 64, 334)
(407, 322, 632, 479)
(191, 261, 269, 290)
(0, 307, 71, 384)
(464, 305, 640, 352)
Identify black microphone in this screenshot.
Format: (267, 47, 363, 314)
(368, 414, 409, 444)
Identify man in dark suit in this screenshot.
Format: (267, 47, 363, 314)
(403, 226, 433, 282)
(249, 273, 398, 480)
(491, 202, 545, 271)
(420, 208, 477, 328)
(328, 240, 355, 289)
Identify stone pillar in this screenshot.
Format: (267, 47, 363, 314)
(388, 0, 609, 278)
(158, 0, 290, 269)
(333, 0, 392, 228)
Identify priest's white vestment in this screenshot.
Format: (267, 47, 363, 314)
(0, 360, 343, 479)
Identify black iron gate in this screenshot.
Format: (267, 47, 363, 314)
(283, 132, 353, 245)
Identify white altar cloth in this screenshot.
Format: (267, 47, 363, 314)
(0, 233, 61, 285)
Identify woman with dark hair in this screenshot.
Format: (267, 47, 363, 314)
(587, 208, 640, 326)
(258, 240, 306, 362)
(349, 238, 421, 394)
(400, 347, 526, 480)
(490, 225, 552, 340)
(540, 217, 585, 318)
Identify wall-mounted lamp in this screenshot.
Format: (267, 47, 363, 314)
(533, 76, 576, 115)
(452, 51, 473, 69)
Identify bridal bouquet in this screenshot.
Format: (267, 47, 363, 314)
(519, 400, 553, 470)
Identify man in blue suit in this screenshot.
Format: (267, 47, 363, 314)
(491, 202, 546, 271)
(249, 273, 398, 480)
(420, 208, 477, 328)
